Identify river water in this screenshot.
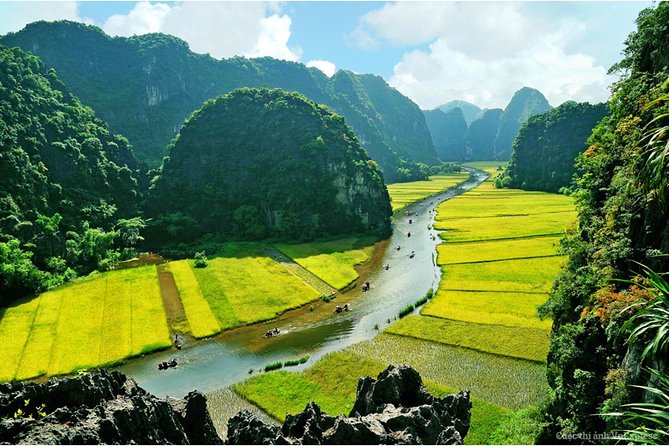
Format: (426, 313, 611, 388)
(116, 169, 488, 399)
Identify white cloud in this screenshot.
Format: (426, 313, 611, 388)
(389, 38, 611, 110)
(103, 2, 169, 36)
(101, 1, 299, 61)
(306, 59, 336, 77)
(0, 1, 88, 35)
(245, 14, 300, 61)
(351, 2, 614, 109)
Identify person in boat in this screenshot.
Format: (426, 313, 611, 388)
(409, 251, 415, 258)
(384, 263, 390, 270)
(335, 305, 343, 313)
(343, 303, 351, 311)
(169, 357, 177, 367)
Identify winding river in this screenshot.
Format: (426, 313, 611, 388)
(116, 169, 488, 400)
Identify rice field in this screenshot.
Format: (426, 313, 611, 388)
(0, 266, 171, 381)
(168, 260, 221, 338)
(422, 290, 552, 330)
(437, 236, 561, 265)
(349, 334, 548, 409)
(191, 243, 321, 328)
(275, 236, 377, 289)
(435, 212, 575, 242)
(439, 256, 565, 293)
(386, 172, 470, 212)
(234, 345, 515, 444)
(386, 315, 550, 362)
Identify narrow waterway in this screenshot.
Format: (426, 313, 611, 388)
(116, 169, 488, 399)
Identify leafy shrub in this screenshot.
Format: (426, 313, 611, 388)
(193, 251, 208, 268)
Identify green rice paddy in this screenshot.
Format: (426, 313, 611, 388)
(386, 315, 550, 362)
(234, 346, 518, 444)
(191, 243, 322, 328)
(386, 172, 470, 212)
(275, 236, 377, 289)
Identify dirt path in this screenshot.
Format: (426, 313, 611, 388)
(156, 264, 191, 337)
(263, 246, 335, 295)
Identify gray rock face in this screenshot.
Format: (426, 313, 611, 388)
(227, 365, 471, 445)
(0, 370, 222, 444)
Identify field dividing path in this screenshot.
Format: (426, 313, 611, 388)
(263, 245, 335, 295)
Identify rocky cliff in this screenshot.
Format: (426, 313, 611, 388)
(227, 365, 471, 444)
(0, 370, 221, 444)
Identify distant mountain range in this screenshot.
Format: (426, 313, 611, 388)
(423, 88, 552, 161)
(0, 20, 438, 182)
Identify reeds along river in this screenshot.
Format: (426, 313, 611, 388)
(116, 169, 489, 399)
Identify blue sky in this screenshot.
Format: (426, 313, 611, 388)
(0, 1, 653, 109)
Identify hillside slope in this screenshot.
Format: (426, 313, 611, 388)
(147, 88, 392, 242)
(0, 45, 141, 303)
(0, 21, 437, 182)
(502, 101, 608, 192)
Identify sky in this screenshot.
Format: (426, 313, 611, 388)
(0, 1, 653, 110)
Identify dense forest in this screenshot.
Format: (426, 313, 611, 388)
(147, 88, 392, 243)
(499, 101, 609, 193)
(0, 21, 436, 182)
(0, 45, 144, 305)
(539, 3, 669, 443)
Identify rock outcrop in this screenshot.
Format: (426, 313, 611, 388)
(0, 370, 222, 444)
(227, 365, 471, 445)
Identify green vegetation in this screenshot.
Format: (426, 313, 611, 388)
(191, 243, 321, 329)
(1, 21, 438, 181)
(0, 45, 143, 305)
(387, 316, 549, 362)
(263, 356, 310, 372)
(500, 101, 608, 193)
(234, 346, 521, 444)
(538, 3, 669, 441)
(386, 172, 469, 211)
(168, 261, 221, 338)
(275, 236, 376, 289)
(147, 88, 392, 243)
(0, 266, 170, 381)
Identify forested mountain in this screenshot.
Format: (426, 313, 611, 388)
(0, 45, 143, 304)
(0, 20, 437, 182)
(423, 108, 468, 161)
(147, 88, 392, 242)
(494, 87, 552, 160)
(437, 100, 482, 125)
(539, 3, 669, 442)
(464, 109, 503, 160)
(501, 101, 608, 192)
